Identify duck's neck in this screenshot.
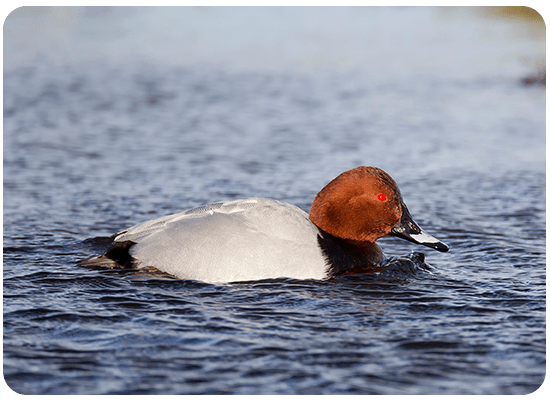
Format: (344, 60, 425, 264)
(317, 229, 386, 277)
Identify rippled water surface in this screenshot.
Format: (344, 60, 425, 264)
(3, 7, 545, 395)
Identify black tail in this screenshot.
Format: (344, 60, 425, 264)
(80, 239, 137, 270)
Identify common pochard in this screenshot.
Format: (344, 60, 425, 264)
(82, 166, 449, 283)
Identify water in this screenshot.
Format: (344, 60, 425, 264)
(3, 7, 546, 395)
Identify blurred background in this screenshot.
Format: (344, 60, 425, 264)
(3, 6, 546, 76)
(3, 6, 545, 211)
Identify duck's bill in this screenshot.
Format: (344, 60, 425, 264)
(390, 205, 449, 252)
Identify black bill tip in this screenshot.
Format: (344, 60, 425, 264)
(391, 204, 449, 252)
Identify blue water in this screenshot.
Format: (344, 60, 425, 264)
(3, 6, 546, 395)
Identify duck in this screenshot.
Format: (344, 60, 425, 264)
(81, 166, 449, 283)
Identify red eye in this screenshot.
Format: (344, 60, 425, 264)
(378, 194, 386, 201)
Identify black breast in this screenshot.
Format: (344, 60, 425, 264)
(316, 230, 386, 277)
